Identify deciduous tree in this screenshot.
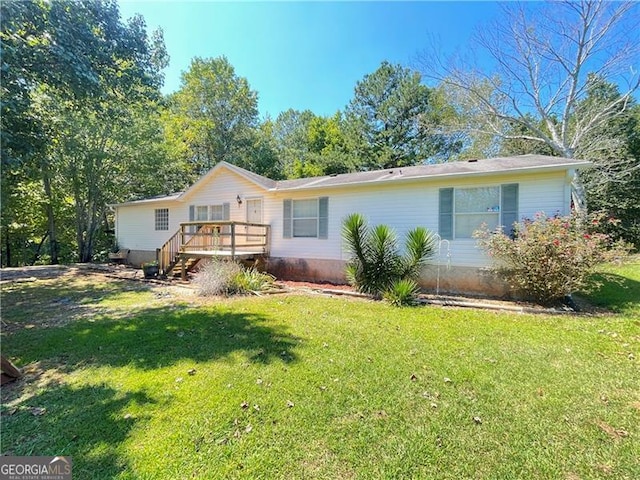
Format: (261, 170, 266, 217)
(419, 0, 640, 209)
(167, 56, 259, 175)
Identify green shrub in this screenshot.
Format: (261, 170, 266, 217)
(233, 267, 275, 293)
(342, 213, 435, 300)
(383, 279, 421, 306)
(474, 211, 630, 304)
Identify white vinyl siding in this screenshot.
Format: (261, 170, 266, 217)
(115, 164, 572, 270)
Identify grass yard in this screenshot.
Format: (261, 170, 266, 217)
(1, 262, 639, 479)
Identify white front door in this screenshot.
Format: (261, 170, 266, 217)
(246, 198, 263, 242)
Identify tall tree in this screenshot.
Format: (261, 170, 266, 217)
(269, 109, 353, 178)
(419, 0, 640, 208)
(577, 79, 640, 246)
(345, 61, 439, 169)
(1, 0, 170, 264)
(167, 56, 259, 175)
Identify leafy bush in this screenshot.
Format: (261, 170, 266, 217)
(233, 267, 276, 293)
(383, 279, 421, 306)
(474, 211, 630, 304)
(195, 259, 243, 296)
(342, 213, 435, 301)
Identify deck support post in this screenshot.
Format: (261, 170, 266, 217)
(181, 255, 186, 281)
(231, 222, 236, 260)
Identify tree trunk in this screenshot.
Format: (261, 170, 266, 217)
(3, 228, 10, 268)
(41, 161, 59, 264)
(29, 232, 50, 266)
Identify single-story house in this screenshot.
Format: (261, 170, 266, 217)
(110, 154, 591, 296)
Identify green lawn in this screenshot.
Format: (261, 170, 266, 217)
(1, 263, 639, 479)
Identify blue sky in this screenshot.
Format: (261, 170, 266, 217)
(118, 1, 500, 118)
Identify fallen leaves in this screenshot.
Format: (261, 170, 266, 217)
(29, 407, 46, 416)
(595, 420, 629, 440)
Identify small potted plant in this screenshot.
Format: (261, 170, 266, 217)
(141, 261, 159, 279)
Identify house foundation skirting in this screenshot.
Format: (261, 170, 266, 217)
(123, 251, 510, 297)
(266, 257, 511, 297)
(418, 264, 510, 297)
(265, 257, 347, 284)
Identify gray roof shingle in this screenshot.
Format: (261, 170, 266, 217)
(273, 154, 590, 191)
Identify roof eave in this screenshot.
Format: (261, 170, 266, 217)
(271, 161, 593, 192)
(108, 195, 182, 208)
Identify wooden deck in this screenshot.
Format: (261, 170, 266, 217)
(181, 249, 265, 258)
(157, 221, 270, 279)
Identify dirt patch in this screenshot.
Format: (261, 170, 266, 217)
(1, 361, 67, 411)
(595, 419, 629, 440)
(1, 265, 199, 334)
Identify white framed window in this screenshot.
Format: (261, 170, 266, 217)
(293, 199, 319, 237)
(210, 204, 225, 221)
(195, 205, 209, 221)
(439, 184, 518, 239)
(283, 197, 329, 239)
(191, 204, 229, 222)
(155, 208, 169, 231)
(454, 186, 500, 238)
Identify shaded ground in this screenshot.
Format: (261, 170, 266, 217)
(1, 263, 606, 316)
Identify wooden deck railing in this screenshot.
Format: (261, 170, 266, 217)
(157, 221, 271, 274)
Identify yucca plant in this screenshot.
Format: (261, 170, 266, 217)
(233, 267, 276, 294)
(342, 213, 436, 300)
(383, 278, 421, 306)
